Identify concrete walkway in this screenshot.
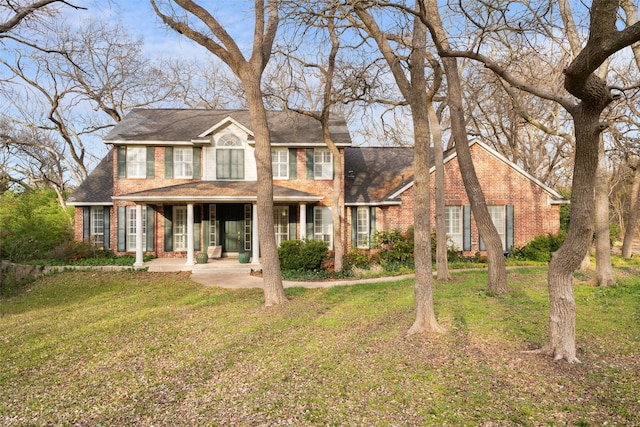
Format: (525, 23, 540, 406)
(144, 258, 414, 289)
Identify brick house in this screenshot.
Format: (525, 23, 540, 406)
(68, 108, 566, 265)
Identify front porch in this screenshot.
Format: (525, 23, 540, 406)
(143, 256, 263, 273)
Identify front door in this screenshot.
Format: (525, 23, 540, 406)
(219, 204, 245, 254)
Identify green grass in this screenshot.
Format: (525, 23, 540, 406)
(1, 267, 638, 426)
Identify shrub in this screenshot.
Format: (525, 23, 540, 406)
(513, 232, 566, 262)
(278, 239, 329, 271)
(343, 249, 372, 269)
(373, 228, 414, 270)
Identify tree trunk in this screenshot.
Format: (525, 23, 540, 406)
(428, 100, 452, 281)
(328, 141, 344, 273)
(543, 109, 601, 363)
(621, 163, 640, 258)
(595, 142, 615, 286)
(407, 100, 444, 335)
(242, 76, 287, 306)
(441, 57, 508, 294)
(423, 0, 507, 294)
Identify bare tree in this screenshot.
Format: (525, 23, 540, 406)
(151, 0, 287, 307)
(431, 0, 640, 362)
(345, 0, 444, 334)
(0, 0, 82, 36)
(421, 0, 509, 295)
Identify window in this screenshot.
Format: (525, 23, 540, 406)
(209, 204, 216, 246)
(445, 206, 463, 250)
(173, 206, 187, 251)
(216, 134, 244, 179)
(244, 204, 252, 252)
(272, 148, 289, 179)
(314, 148, 333, 179)
(90, 206, 104, 246)
(274, 206, 289, 247)
(174, 147, 193, 178)
(126, 146, 146, 178)
(488, 205, 507, 250)
(314, 206, 333, 248)
(126, 206, 147, 252)
(356, 207, 370, 248)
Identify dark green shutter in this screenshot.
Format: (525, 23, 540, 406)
(306, 149, 314, 179)
(306, 205, 314, 239)
(193, 147, 201, 179)
(351, 207, 357, 248)
(203, 204, 211, 248)
(463, 205, 471, 251)
(164, 147, 173, 178)
(506, 205, 514, 251)
(82, 207, 90, 240)
(117, 206, 126, 252)
(146, 206, 155, 251)
(194, 205, 201, 251)
(289, 148, 297, 179)
(103, 207, 111, 249)
(370, 207, 376, 247)
(117, 147, 126, 178)
(164, 206, 173, 252)
(146, 147, 155, 178)
(288, 205, 297, 240)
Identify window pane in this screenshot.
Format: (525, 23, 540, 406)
(174, 206, 187, 251)
(488, 206, 506, 249)
(314, 148, 332, 179)
(356, 207, 369, 248)
(126, 206, 147, 252)
(90, 207, 104, 246)
(174, 147, 193, 178)
(217, 148, 244, 179)
(272, 149, 288, 179)
(126, 147, 146, 178)
(273, 206, 289, 247)
(209, 205, 216, 246)
(445, 206, 463, 250)
(314, 206, 333, 249)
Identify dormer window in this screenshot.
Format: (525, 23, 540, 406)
(216, 133, 244, 179)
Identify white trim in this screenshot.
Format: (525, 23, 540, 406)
(113, 195, 323, 203)
(197, 116, 254, 139)
(107, 140, 195, 146)
(345, 201, 402, 207)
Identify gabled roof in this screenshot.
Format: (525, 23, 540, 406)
(344, 147, 415, 205)
(104, 109, 352, 147)
(67, 149, 113, 206)
(344, 140, 568, 205)
(112, 181, 323, 203)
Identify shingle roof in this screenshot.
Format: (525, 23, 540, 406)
(113, 180, 323, 203)
(67, 149, 113, 205)
(344, 147, 415, 204)
(104, 109, 352, 146)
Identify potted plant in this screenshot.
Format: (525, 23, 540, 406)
(238, 250, 250, 264)
(196, 252, 208, 264)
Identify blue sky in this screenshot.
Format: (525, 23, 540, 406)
(67, 1, 256, 62)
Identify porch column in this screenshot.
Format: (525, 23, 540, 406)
(300, 203, 307, 240)
(134, 203, 144, 267)
(251, 203, 259, 264)
(186, 203, 195, 266)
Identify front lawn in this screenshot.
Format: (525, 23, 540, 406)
(1, 267, 638, 425)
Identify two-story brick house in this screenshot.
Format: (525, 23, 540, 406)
(68, 108, 566, 266)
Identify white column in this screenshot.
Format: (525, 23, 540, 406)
(299, 203, 307, 240)
(251, 203, 259, 264)
(134, 204, 144, 267)
(186, 203, 195, 266)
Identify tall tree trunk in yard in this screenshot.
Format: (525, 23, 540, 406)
(595, 141, 615, 286)
(423, 0, 507, 294)
(425, 56, 451, 281)
(243, 76, 287, 305)
(151, 0, 287, 306)
(621, 163, 640, 258)
(352, 1, 444, 334)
